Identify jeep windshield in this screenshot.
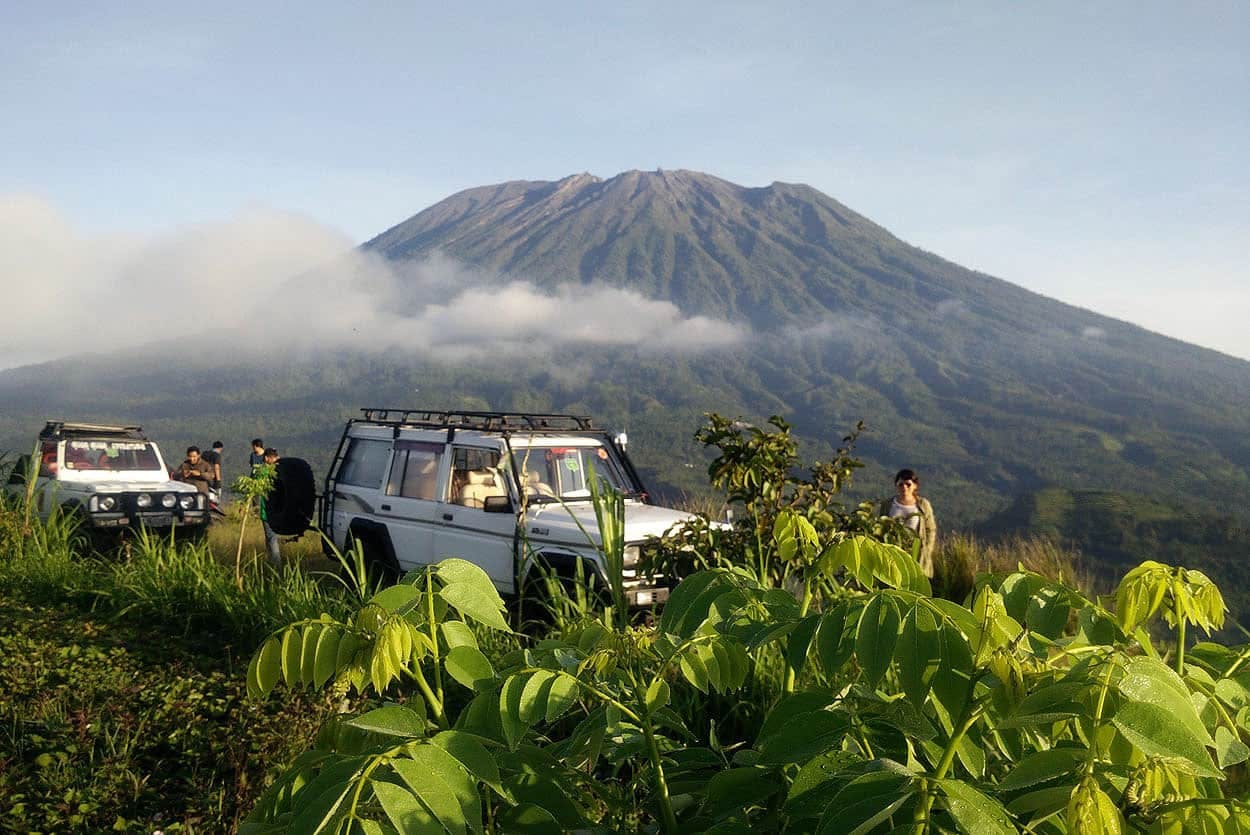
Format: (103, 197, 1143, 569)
(513, 443, 635, 502)
(62, 440, 162, 472)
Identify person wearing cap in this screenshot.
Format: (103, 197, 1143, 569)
(258, 447, 282, 567)
(880, 468, 938, 578)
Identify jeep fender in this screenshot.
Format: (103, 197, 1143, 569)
(522, 550, 608, 591)
(345, 519, 401, 576)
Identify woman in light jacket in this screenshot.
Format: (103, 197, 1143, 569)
(880, 468, 937, 578)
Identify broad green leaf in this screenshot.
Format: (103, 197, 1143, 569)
(392, 753, 471, 835)
(519, 670, 556, 724)
(407, 744, 483, 833)
(785, 614, 822, 676)
(645, 679, 670, 714)
(898, 604, 942, 705)
(937, 778, 1015, 835)
(432, 731, 502, 794)
(336, 630, 363, 671)
(300, 623, 322, 687)
(758, 691, 829, 736)
(499, 673, 531, 748)
(996, 748, 1083, 793)
(347, 705, 427, 738)
(702, 767, 786, 822)
(757, 709, 848, 765)
(445, 646, 496, 692)
(812, 608, 848, 674)
(369, 583, 422, 614)
(680, 644, 711, 693)
(249, 636, 283, 698)
(1117, 657, 1215, 748)
(855, 595, 901, 688)
(544, 675, 579, 722)
(784, 749, 864, 820)
(1112, 701, 1220, 778)
(496, 803, 561, 834)
(1006, 785, 1074, 816)
(438, 583, 509, 632)
(281, 627, 303, 688)
(312, 626, 342, 689)
(662, 570, 745, 639)
(998, 681, 1085, 729)
(1215, 725, 1250, 768)
(288, 756, 367, 834)
(816, 771, 914, 835)
(441, 620, 478, 650)
(372, 779, 441, 834)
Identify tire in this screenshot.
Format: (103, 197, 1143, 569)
(266, 457, 316, 536)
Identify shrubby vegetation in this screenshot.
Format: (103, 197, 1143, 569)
(242, 417, 1250, 833)
(3, 416, 1249, 833)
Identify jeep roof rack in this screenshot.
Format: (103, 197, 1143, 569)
(358, 408, 598, 433)
(40, 421, 147, 440)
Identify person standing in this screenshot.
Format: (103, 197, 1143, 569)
(202, 441, 225, 493)
(258, 447, 282, 568)
(249, 438, 265, 470)
(881, 468, 938, 578)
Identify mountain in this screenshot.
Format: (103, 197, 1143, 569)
(361, 170, 1250, 515)
(2, 169, 1248, 605)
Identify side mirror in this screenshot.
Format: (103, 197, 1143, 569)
(483, 495, 514, 514)
(614, 431, 628, 452)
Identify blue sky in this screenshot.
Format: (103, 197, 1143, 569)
(4, 2, 1247, 360)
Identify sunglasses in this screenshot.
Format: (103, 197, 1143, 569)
(896, 479, 916, 486)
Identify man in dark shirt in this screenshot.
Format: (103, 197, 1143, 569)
(173, 446, 214, 494)
(202, 441, 224, 490)
(249, 438, 265, 470)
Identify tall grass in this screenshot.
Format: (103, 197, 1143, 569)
(0, 495, 351, 648)
(933, 532, 1091, 602)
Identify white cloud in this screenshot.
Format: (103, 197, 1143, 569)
(0, 195, 746, 370)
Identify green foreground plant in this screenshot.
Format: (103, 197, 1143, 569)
(243, 415, 1250, 834)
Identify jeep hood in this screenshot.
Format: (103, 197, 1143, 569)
(524, 501, 693, 545)
(56, 473, 200, 493)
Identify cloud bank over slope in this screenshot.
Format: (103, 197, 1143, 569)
(0, 195, 745, 369)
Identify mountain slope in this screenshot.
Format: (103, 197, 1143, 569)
(2, 170, 1247, 535)
(361, 169, 1250, 519)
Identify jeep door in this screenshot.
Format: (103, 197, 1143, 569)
(432, 444, 516, 593)
(377, 440, 443, 570)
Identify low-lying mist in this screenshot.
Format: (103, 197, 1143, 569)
(0, 194, 747, 371)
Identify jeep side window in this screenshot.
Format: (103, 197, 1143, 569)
(448, 446, 504, 508)
(337, 439, 391, 488)
(385, 441, 443, 500)
(38, 442, 58, 478)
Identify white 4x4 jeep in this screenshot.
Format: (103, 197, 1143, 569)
(5, 421, 210, 535)
(307, 409, 696, 607)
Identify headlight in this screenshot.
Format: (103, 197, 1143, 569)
(99, 496, 116, 512)
(179, 495, 195, 510)
(623, 544, 641, 567)
(161, 493, 177, 509)
(136, 493, 152, 508)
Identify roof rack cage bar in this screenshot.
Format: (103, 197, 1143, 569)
(358, 408, 597, 433)
(41, 421, 145, 436)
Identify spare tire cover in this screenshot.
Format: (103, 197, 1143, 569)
(267, 457, 316, 536)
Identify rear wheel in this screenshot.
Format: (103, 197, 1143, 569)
(344, 531, 400, 590)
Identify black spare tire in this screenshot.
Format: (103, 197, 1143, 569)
(266, 457, 316, 536)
